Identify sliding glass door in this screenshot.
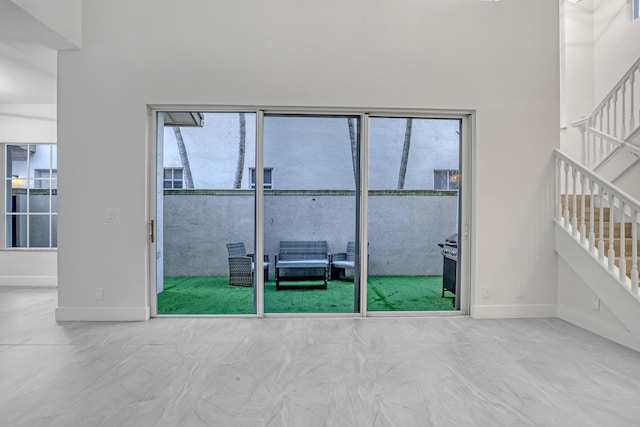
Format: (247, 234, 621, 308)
(157, 112, 258, 315)
(263, 114, 360, 313)
(367, 117, 461, 312)
(153, 109, 467, 316)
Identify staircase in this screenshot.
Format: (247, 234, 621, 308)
(560, 194, 637, 280)
(554, 57, 640, 347)
(554, 152, 640, 345)
(553, 58, 640, 347)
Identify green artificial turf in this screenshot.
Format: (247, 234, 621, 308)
(158, 275, 455, 315)
(368, 275, 456, 312)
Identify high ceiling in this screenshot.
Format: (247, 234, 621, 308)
(0, 1, 58, 104)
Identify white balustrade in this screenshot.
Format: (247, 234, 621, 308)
(574, 58, 640, 169)
(555, 149, 640, 297)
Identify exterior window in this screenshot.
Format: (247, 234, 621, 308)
(164, 168, 183, 189)
(34, 169, 58, 189)
(635, 0, 639, 20)
(249, 167, 273, 189)
(5, 144, 57, 248)
(434, 169, 460, 190)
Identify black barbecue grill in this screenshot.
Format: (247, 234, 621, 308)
(438, 233, 458, 308)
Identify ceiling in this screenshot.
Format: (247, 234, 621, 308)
(0, 0, 58, 104)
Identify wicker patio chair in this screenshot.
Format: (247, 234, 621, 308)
(331, 241, 355, 280)
(226, 242, 269, 287)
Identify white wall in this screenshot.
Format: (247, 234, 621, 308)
(57, 0, 560, 320)
(593, 0, 640, 101)
(10, 0, 82, 49)
(0, 250, 57, 286)
(557, 257, 640, 352)
(0, 105, 56, 143)
(561, 0, 594, 159)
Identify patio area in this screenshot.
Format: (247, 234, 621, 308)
(158, 275, 455, 314)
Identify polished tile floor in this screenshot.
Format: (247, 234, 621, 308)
(1, 286, 640, 427)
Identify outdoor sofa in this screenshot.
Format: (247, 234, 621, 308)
(275, 240, 330, 290)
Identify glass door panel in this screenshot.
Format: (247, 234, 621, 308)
(367, 117, 461, 312)
(263, 115, 359, 313)
(157, 112, 257, 315)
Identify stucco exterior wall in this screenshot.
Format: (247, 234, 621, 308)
(164, 191, 457, 277)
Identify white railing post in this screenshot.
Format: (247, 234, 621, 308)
(564, 163, 570, 229)
(597, 132, 604, 162)
(599, 110, 604, 135)
(572, 169, 578, 237)
(580, 174, 586, 245)
(609, 195, 616, 271)
(606, 99, 611, 136)
(612, 92, 618, 138)
(621, 83, 627, 139)
(632, 209, 638, 294)
(579, 123, 586, 165)
(556, 157, 562, 221)
(598, 186, 605, 262)
(630, 73, 636, 131)
(589, 180, 595, 253)
(620, 201, 627, 281)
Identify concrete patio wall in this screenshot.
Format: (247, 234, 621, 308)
(163, 190, 458, 277)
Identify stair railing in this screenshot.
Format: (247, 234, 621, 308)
(573, 57, 640, 168)
(555, 149, 639, 295)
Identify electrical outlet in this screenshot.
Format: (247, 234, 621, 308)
(483, 287, 491, 299)
(95, 288, 104, 301)
(516, 285, 525, 298)
(106, 210, 115, 223)
(591, 295, 600, 311)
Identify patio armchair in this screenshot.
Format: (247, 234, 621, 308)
(226, 242, 269, 287)
(331, 241, 355, 280)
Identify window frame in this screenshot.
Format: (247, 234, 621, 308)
(433, 168, 460, 191)
(34, 168, 58, 189)
(4, 143, 58, 249)
(163, 167, 184, 189)
(249, 167, 273, 189)
(148, 106, 473, 319)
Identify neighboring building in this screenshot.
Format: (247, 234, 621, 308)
(163, 114, 460, 191)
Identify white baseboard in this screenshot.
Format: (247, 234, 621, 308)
(55, 306, 150, 322)
(0, 276, 57, 287)
(470, 304, 557, 319)
(557, 305, 640, 353)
